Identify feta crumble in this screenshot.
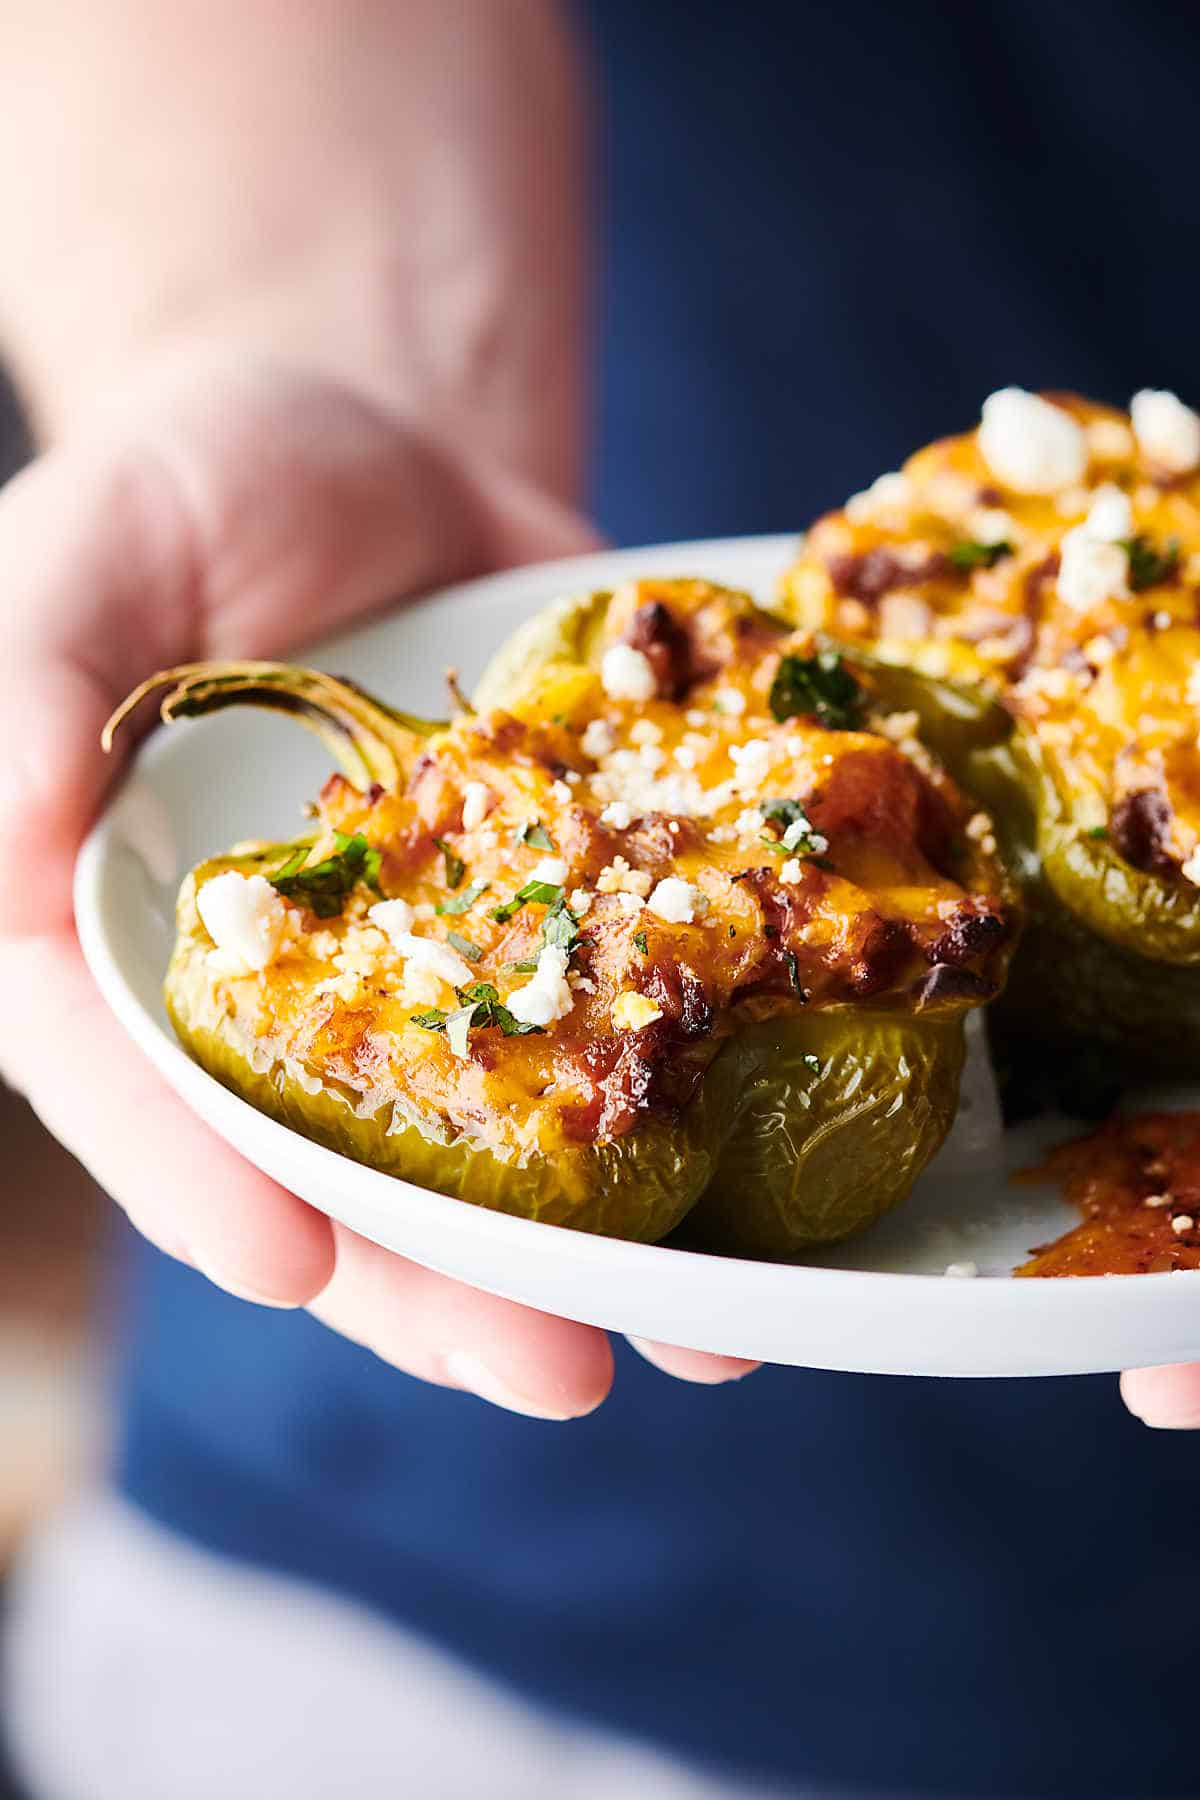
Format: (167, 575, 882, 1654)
(779, 858, 804, 884)
(461, 781, 492, 831)
(844, 470, 910, 525)
(1172, 1214, 1196, 1236)
(612, 991, 664, 1032)
(713, 686, 747, 716)
(368, 897, 416, 938)
(199, 872, 288, 974)
(529, 855, 569, 886)
(1058, 528, 1129, 613)
(601, 643, 657, 703)
(582, 718, 615, 759)
(1130, 388, 1200, 474)
(383, 928, 475, 987)
(600, 799, 635, 830)
(646, 877, 709, 924)
(507, 945, 574, 1027)
(977, 387, 1087, 493)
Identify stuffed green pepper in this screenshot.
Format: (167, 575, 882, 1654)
(107, 577, 1014, 1256)
(782, 387, 1200, 1093)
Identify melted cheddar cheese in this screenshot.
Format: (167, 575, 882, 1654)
(782, 390, 1200, 884)
(177, 579, 1011, 1164)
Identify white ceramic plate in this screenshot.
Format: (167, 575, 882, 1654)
(74, 534, 1200, 1378)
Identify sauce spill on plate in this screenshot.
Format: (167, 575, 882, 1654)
(1018, 1111, 1200, 1276)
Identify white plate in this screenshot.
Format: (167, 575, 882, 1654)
(74, 534, 1200, 1379)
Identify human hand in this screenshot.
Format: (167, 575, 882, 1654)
(1120, 1366, 1200, 1429)
(0, 359, 758, 1417)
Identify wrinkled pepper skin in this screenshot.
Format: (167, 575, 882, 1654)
(117, 577, 1014, 1258)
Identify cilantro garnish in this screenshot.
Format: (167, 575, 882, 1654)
(502, 958, 540, 974)
(949, 539, 1014, 571)
(634, 930, 649, 954)
(541, 893, 580, 952)
(446, 930, 482, 962)
(801, 1052, 822, 1074)
(269, 831, 381, 919)
(514, 819, 555, 851)
(436, 879, 490, 916)
(759, 798, 826, 857)
(411, 1008, 448, 1031)
(1088, 825, 1109, 841)
(432, 836, 466, 889)
(490, 879, 563, 923)
(1122, 533, 1181, 592)
(769, 649, 864, 729)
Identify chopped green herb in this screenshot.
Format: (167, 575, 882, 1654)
(1122, 532, 1181, 592)
(502, 958, 540, 975)
(513, 819, 555, 851)
(1088, 825, 1109, 841)
(801, 1052, 822, 1075)
(436, 878, 490, 916)
(446, 930, 482, 962)
(269, 830, 381, 918)
(633, 930, 648, 954)
(769, 649, 864, 729)
(415, 983, 544, 1058)
(432, 836, 466, 889)
(541, 894, 580, 953)
(759, 798, 826, 857)
(950, 538, 1014, 571)
(490, 879, 564, 923)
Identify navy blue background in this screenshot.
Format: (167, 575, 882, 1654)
(117, 3, 1200, 1794)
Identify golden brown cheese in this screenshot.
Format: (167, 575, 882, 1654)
(782, 390, 1200, 884)
(179, 578, 1010, 1166)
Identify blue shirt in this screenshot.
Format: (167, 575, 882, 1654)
(118, 4, 1200, 1793)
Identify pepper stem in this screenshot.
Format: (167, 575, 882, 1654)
(102, 661, 442, 792)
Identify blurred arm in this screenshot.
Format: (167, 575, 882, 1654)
(0, 0, 588, 498)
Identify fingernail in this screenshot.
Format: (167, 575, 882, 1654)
(195, 1260, 300, 1309)
(442, 1350, 578, 1421)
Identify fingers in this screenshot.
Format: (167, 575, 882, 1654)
(0, 929, 334, 1306)
(309, 1222, 614, 1420)
(1120, 1364, 1200, 1429)
(626, 1337, 761, 1385)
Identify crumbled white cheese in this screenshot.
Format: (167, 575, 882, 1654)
(713, 686, 747, 716)
(968, 506, 1018, 546)
(612, 991, 664, 1032)
(1130, 388, 1200, 474)
(630, 719, 663, 746)
(550, 779, 572, 804)
(944, 1260, 979, 1278)
(647, 877, 709, 924)
(614, 891, 646, 913)
(400, 963, 449, 1008)
(507, 944, 574, 1027)
(601, 643, 657, 702)
(637, 743, 666, 772)
(1143, 1193, 1172, 1208)
(977, 387, 1087, 493)
(1082, 482, 1134, 543)
(600, 799, 635, 830)
(596, 856, 653, 897)
(582, 718, 615, 759)
(389, 931, 475, 986)
(779, 858, 804, 885)
(1172, 1213, 1196, 1236)
(461, 782, 492, 831)
(199, 872, 288, 974)
(729, 737, 773, 791)
(368, 897, 416, 938)
(529, 855, 569, 886)
(685, 709, 709, 729)
(674, 744, 698, 769)
(569, 888, 593, 916)
(1154, 610, 1174, 631)
(844, 470, 910, 525)
(1058, 528, 1129, 613)
(1083, 634, 1115, 665)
